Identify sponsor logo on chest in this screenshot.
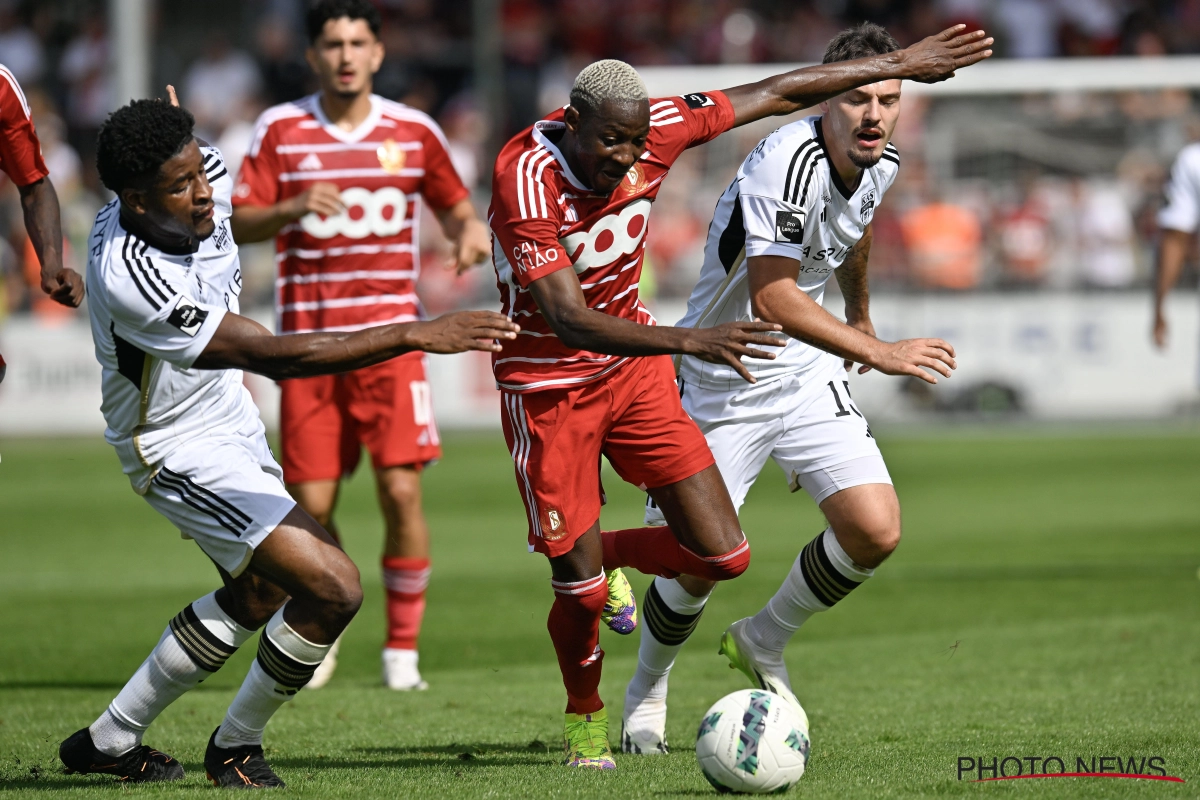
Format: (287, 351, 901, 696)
(559, 198, 652, 273)
(300, 186, 408, 239)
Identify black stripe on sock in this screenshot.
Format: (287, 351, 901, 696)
(169, 604, 237, 672)
(798, 532, 862, 607)
(643, 581, 705, 647)
(256, 633, 318, 692)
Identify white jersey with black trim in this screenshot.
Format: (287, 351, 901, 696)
(86, 144, 263, 494)
(1158, 142, 1200, 233)
(677, 115, 899, 390)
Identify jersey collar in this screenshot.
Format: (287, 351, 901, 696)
(310, 93, 383, 144)
(815, 117, 859, 201)
(531, 121, 591, 192)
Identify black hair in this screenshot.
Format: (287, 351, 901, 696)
(822, 22, 901, 64)
(95, 99, 195, 195)
(306, 0, 382, 43)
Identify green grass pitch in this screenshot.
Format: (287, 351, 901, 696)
(1, 429, 1198, 798)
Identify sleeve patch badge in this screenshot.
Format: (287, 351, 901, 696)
(167, 296, 208, 337)
(682, 93, 715, 109)
(774, 210, 806, 244)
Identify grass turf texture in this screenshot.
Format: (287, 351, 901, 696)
(0, 430, 1198, 798)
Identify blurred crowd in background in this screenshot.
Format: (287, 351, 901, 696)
(2, 0, 1200, 321)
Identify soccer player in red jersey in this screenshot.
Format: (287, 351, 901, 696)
(231, 0, 490, 691)
(488, 28, 992, 768)
(0, 63, 83, 307)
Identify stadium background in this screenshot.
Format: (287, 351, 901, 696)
(1, 2, 1198, 797)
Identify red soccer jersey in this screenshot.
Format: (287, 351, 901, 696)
(489, 91, 735, 392)
(0, 64, 48, 187)
(234, 94, 469, 334)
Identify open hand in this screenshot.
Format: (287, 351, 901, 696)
(41, 267, 85, 308)
(901, 25, 993, 84)
(868, 337, 956, 384)
(685, 321, 783, 384)
(1153, 311, 1168, 350)
(409, 310, 519, 354)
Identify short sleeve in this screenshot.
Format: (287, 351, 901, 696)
(738, 133, 817, 261)
(106, 259, 227, 369)
(0, 72, 48, 187)
(645, 91, 736, 166)
(419, 123, 470, 211)
(1158, 147, 1200, 233)
(233, 114, 281, 207)
(489, 167, 571, 288)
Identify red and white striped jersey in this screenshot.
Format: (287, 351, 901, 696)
(0, 64, 48, 187)
(234, 94, 469, 334)
(488, 91, 735, 392)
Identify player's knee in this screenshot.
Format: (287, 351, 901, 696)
(378, 468, 422, 514)
(315, 559, 363, 625)
(837, 511, 900, 569)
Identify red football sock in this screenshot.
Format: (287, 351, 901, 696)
(547, 573, 608, 714)
(382, 556, 430, 650)
(601, 527, 751, 581)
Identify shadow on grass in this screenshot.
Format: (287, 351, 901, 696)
(264, 741, 561, 771)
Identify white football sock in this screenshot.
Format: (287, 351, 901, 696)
(746, 527, 874, 653)
(624, 578, 710, 722)
(215, 606, 330, 749)
(90, 592, 252, 756)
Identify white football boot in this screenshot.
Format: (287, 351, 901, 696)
(718, 618, 801, 711)
(304, 634, 341, 690)
(382, 647, 428, 691)
(621, 676, 670, 754)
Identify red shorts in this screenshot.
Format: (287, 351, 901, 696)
(500, 355, 715, 558)
(280, 352, 441, 484)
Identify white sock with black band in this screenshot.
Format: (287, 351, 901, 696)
(90, 592, 252, 756)
(745, 528, 874, 653)
(214, 605, 330, 749)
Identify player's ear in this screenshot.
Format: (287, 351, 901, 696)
(370, 39, 384, 73)
(819, 100, 831, 115)
(563, 105, 581, 134)
(120, 187, 148, 215)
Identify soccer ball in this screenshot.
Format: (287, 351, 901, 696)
(695, 689, 810, 794)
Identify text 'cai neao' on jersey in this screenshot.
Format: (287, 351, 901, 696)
(678, 115, 899, 391)
(299, 186, 409, 239)
(488, 92, 736, 392)
(234, 94, 469, 335)
(85, 144, 266, 494)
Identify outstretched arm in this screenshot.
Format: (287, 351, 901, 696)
(749, 253, 956, 384)
(20, 177, 83, 307)
(723, 25, 993, 127)
(527, 267, 781, 384)
(193, 309, 519, 380)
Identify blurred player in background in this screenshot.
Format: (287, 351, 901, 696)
(1153, 135, 1200, 349)
(626, 22, 974, 755)
(62, 96, 514, 787)
(0, 62, 83, 307)
(488, 26, 991, 769)
(232, 0, 490, 691)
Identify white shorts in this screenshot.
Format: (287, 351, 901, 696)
(144, 432, 296, 577)
(645, 356, 891, 524)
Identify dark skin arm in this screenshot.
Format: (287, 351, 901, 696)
(835, 225, 876, 373)
(19, 177, 84, 307)
(723, 25, 993, 127)
(1152, 227, 1191, 349)
(749, 253, 956, 384)
(526, 267, 781, 384)
(193, 309, 519, 380)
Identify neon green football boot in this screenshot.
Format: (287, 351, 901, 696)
(563, 708, 616, 769)
(601, 569, 638, 635)
(718, 618, 802, 712)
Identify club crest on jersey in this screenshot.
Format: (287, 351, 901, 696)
(682, 92, 714, 109)
(860, 190, 876, 223)
(213, 220, 232, 252)
(377, 138, 406, 175)
(775, 210, 806, 244)
(548, 509, 562, 532)
(622, 163, 648, 196)
(167, 296, 208, 337)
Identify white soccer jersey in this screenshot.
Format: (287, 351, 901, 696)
(86, 144, 262, 493)
(677, 115, 898, 390)
(1158, 142, 1200, 233)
